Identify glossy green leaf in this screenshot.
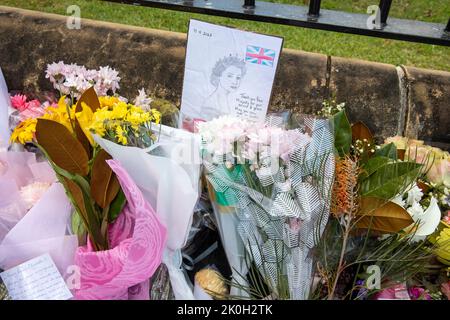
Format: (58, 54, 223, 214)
(360, 156, 392, 179)
(108, 188, 126, 223)
(375, 143, 397, 160)
(333, 110, 352, 157)
(360, 161, 422, 199)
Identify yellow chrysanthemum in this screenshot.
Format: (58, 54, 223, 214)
(99, 96, 120, 108)
(151, 109, 161, 124)
(110, 101, 129, 120)
(115, 126, 128, 145)
(10, 118, 37, 144)
(126, 111, 151, 129)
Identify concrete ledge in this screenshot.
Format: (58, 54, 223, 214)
(0, 6, 449, 148)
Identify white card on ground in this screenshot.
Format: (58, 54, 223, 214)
(180, 19, 283, 131)
(0, 253, 73, 300)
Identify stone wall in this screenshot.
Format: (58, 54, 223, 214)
(0, 6, 449, 148)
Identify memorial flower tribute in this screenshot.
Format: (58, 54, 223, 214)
(0, 62, 448, 300)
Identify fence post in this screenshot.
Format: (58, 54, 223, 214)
(308, 0, 321, 18)
(243, 0, 256, 9)
(379, 0, 392, 26)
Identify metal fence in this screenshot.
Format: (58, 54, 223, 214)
(105, 0, 450, 46)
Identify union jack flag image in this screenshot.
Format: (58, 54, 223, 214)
(245, 45, 276, 67)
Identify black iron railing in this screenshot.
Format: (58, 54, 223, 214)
(104, 0, 450, 46)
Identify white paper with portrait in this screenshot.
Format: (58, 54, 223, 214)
(179, 19, 283, 131)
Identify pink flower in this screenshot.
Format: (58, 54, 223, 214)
(443, 211, 450, 225)
(408, 287, 432, 300)
(374, 283, 410, 300)
(19, 181, 52, 210)
(441, 282, 450, 300)
(10, 94, 28, 112)
(427, 158, 450, 187)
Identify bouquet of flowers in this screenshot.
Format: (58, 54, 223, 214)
(199, 114, 335, 299)
(6, 62, 167, 299)
(312, 100, 449, 300)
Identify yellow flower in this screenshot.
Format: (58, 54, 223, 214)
(99, 96, 120, 108)
(115, 126, 128, 145)
(75, 102, 95, 146)
(151, 109, 161, 124)
(110, 101, 128, 120)
(126, 110, 151, 130)
(42, 96, 75, 133)
(435, 224, 450, 266)
(10, 118, 37, 144)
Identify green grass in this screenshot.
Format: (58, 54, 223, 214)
(0, 0, 449, 71)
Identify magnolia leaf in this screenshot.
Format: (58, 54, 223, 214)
(360, 161, 422, 199)
(90, 149, 120, 209)
(333, 110, 352, 157)
(108, 188, 126, 222)
(64, 176, 107, 251)
(375, 143, 397, 160)
(356, 196, 414, 234)
(417, 181, 430, 193)
(397, 149, 406, 161)
(36, 119, 89, 176)
(75, 86, 100, 112)
(74, 87, 99, 152)
(75, 118, 92, 157)
(352, 121, 373, 142)
(360, 156, 392, 179)
(64, 177, 89, 227)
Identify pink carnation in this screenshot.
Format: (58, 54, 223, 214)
(10, 94, 28, 112)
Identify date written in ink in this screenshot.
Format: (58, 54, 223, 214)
(193, 28, 213, 37)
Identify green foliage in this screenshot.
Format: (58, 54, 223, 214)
(333, 110, 352, 157)
(108, 188, 126, 223)
(374, 142, 397, 160)
(360, 161, 423, 199)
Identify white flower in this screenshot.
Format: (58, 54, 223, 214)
(407, 201, 424, 220)
(391, 194, 406, 208)
(134, 88, 153, 110)
(20, 182, 52, 210)
(406, 197, 441, 240)
(406, 184, 423, 206)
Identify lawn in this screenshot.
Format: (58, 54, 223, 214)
(0, 0, 449, 71)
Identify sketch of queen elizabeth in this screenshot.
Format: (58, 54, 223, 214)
(201, 55, 247, 120)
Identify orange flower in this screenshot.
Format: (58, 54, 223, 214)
(331, 156, 359, 218)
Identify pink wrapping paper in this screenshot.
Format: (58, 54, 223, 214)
(74, 160, 167, 300)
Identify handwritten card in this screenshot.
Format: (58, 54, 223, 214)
(0, 253, 73, 300)
(180, 19, 283, 131)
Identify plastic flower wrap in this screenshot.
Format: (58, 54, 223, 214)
(200, 114, 335, 299)
(95, 124, 201, 300)
(74, 159, 166, 300)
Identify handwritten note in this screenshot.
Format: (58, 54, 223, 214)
(0, 254, 73, 300)
(235, 93, 264, 121)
